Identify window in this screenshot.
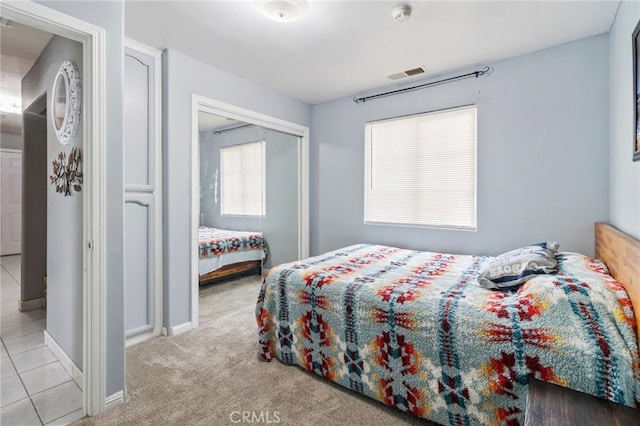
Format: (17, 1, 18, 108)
(220, 140, 265, 216)
(364, 105, 476, 230)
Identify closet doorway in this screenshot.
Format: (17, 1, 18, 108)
(190, 96, 309, 328)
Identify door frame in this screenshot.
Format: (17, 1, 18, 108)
(0, 1, 107, 416)
(123, 37, 163, 346)
(190, 94, 309, 328)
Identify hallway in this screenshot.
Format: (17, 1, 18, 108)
(0, 255, 83, 425)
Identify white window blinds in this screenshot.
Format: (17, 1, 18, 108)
(364, 105, 477, 230)
(220, 140, 265, 216)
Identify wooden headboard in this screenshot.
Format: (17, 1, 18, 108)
(595, 222, 640, 344)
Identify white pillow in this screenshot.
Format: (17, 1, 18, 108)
(477, 242, 560, 290)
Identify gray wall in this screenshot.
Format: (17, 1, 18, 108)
(310, 34, 609, 258)
(200, 126, 299, 268)
(1, 133, 22, 150)
(22, 35, 83, 368)
(35, 0, 125, 396)
(164, 49, 312, 329)
(609, 1, 640, 240)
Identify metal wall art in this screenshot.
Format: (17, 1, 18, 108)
(50, 147, 83, 196)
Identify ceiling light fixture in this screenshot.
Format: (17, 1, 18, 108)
(259, 0, 309, 23)
(392, 4, 412, 22)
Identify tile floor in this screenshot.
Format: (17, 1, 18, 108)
(0, 255, 84, 425)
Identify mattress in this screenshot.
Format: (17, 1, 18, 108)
(198, 226, 266, 275)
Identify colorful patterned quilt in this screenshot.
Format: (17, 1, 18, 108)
(256, 244, 640, 425)
(198, 227, 266, 259)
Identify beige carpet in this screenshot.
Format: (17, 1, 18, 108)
(198, 274, 263, 325)
(76, 277, 432, 426)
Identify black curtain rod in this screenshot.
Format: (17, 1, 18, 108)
(212, 123, 253, 135)
(352, 66, 492, 104)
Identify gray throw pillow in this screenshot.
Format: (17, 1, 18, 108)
(477, 242, 560, 290)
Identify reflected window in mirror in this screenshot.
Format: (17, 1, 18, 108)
(220, 140, 265, 217)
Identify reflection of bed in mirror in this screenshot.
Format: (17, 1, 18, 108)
(198, 226, 267, 284)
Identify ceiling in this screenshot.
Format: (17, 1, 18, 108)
(0, 20, 53, 134)
(125, 1, 619, 105)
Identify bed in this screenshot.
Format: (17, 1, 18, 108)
(198, 226, 267, 284)
(256, 223, 640, 425)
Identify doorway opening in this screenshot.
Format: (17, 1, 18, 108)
(190, 96, 309, 329)
(0, 20, 86, 423)
(0, 1, 108, 417)
(197, 111, 302, 325)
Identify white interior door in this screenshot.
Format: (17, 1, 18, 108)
(124, 41, 162, 343)
(1, 150, 22, 256)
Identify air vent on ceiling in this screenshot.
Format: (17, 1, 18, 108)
(388, 66, 426, 81)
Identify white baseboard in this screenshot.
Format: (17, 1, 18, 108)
(161, 322, 192, 337)
(126, 330, 159, 347)
(19, 298, 44, 312)
(44, 331, 83, 391)
(105, 391, 124, 410)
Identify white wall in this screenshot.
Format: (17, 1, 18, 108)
(35, 0, 125, 396)
(609, 1, 640, 239)
(22, 35, 84, 369)
(163, 49, 312, 328)
(1, 133, 22, 150)
(310, 34, 609, 257)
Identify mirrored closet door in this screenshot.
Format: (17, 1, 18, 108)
(199, 112, 265, 284)
(260, 128, 299, 269)
(198, 111, 301, 275)
(197, 111, 301, 324)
